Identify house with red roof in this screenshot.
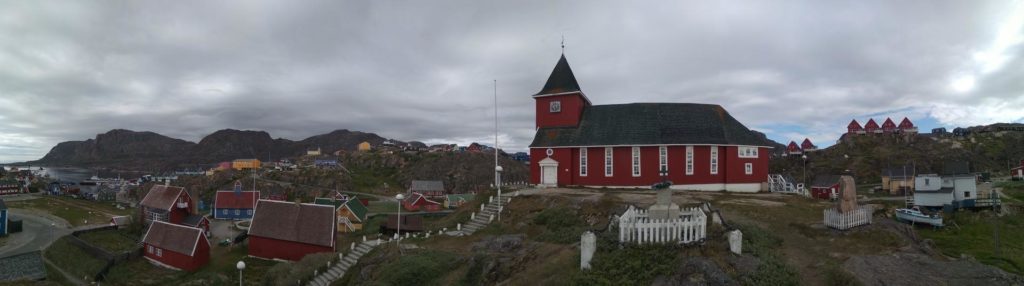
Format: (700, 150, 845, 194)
(881, 118, 897, 133)
(142, 221, 210, 271)
(800, 138, 817, 151)
(864, 119, 881, 134)
(213, 182, 259, 220)
(402, 192, 442, 212)
(898, 117, 917, 133)
(248, 200, 336, 261)
(786, 141, 802, 155)
(1011, 159, 1024, 180)
(847, 119, 864, 134)
(140, 185, 194, 226)
(528, 54, 771, 192)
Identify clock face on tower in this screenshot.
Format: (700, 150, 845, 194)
(549, 101, 561, 113)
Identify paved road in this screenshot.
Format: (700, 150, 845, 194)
(0, 209, 74, 258)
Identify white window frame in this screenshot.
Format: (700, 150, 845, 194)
(247, 209, 253, 215)
(222, 209, 228, 215)
(155, 248, 162, 257)
(710, 146, 719, 175)
(580, 148, 588, 177)
(745, 163, 753, 175)
(235, 209, 240, 215)
(658, 146, 668, 174)
(549, 100, 561, 113)
(738, 146, 759, 158)
(685, 146, 694, 175)
(147, 245, 153, 253)
(604, 147, 613, 177)
(632, 147, 641, 177)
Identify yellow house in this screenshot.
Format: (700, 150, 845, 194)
(357, 141, 372, 151)
(232, 159, 261, 170)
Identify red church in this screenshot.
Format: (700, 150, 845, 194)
(248, 200, 336, 261)
(141, 221, 210, 271)
(528, 54, 771, 192)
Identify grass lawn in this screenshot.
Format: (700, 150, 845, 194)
(78, 229, 139, 253)
(366, 201, 398, 214)
(44, 237, 107, 281)
(6, 196, 132, 227)
(918, 211, 1024, 275)
(103, 244, 281, 285)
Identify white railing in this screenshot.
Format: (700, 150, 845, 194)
(768, 174, 808, 197)
(823, 206, 872, 230)
(618, 206, 707, 244)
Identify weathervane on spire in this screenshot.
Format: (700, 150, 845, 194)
(561, 34, 565, 53)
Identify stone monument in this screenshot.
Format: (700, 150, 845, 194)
(580, 231, 596, 270)
(648, 188, 680, 220)
(838, 176, 857, 213)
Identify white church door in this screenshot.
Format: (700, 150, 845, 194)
(539, 157, 559, 187)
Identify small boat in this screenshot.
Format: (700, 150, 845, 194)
(895, 206, 943, 227)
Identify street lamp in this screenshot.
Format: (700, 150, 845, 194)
(802, 155, 809, 185)
(395, 194, 404, 241)
(236, 260, 245, 286)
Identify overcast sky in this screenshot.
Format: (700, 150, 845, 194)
(2, 1, 1023, 163)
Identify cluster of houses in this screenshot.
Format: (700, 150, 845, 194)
(846, 117, 918, 135)
(399, 180, 475, 212)
(785, 138, 818, 155)
(808, 162, 998, 212)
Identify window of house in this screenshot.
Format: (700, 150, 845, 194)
(710, 146, 719, 174)
(605, 147, 613, 176)
(147, 245, 153, 253)
(964, 192, 971, 198)
(580, 148, 588, 176)
(155, 248, 162, 257)
(247, 209, 253, 215)
(685, 146, 694, 175)
(222, 209, 228, 215)
(738, 146, 759, 158)
(632, 147, 641, 177)
(235, 209, 240, 215)
(745, 163, 753, 175)
(925, 178, 930, 185)
(659, 146, 668, 174)
(549, 101, 561, 113)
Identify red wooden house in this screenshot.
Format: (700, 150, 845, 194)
(881, 118, 897, 133)
(847, 119, 864, 134)
(786, 141, 802, 155)
(864, 119, 881, 133)
(467, 143, 483, 153)
(898, 117, 917, 133)
(810, 175, 842, 200)
(140, 185, 194, 226)
(248, 200, 335, 261)
(528, 54, 771, 192)
(800, 138, 817, 151)
(402, 192, 442, 212)
(408, 180, 445, 200)
(142, 221, 210, 271)
(1011, 159, 1024, 180)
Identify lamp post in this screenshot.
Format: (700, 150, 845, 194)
(802, 155, 808, 185)
(236, 261, 245, 286)
(395, 194, 404, 241)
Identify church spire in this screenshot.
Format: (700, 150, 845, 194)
(534, 53, 582, 96)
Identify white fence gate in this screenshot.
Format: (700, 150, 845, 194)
(768, 174, 807, 196)
(823, 206, 872, 230)
(618, 206, 707, 244)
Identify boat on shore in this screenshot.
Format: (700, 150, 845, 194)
(895, 206, 943, 227)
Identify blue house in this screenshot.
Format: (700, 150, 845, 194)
(1, 199, 8, 236)
(212, 182, 259, 220)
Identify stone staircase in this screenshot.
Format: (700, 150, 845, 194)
(461, 194, 511, 234)
(308, 240, 379, 286)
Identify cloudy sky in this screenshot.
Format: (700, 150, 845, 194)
(1, 1, 1023, 163)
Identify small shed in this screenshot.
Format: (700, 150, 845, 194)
(810, 175, 842, 200)
(142, 221, 210, 272)
(408, 180, 446, 199)
(110, 216, 132, 228)
(381, 214, 424, 236)
(402, 193, 442, 212)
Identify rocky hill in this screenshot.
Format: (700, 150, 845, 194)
(771, 125, 1024, 184)
(29, 128, 398, 170)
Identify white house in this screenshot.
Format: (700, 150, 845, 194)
(913, 174, 953, 207)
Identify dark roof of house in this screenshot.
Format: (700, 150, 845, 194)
(918, 187, 954, 194)
(881, 167, 914, 178)
(384, 215, 424, 232)
(535, 54, 582, 95)
(214, 190, 259, 209)
(313, 197, 345, 208)
(409, 180, 445, 192)
(942, 161, 970, 175)
(142, 221, 204, 256)
(0, 251, 47, 282)
(811, 175, 843, 188)
(181, 215, 207, 227)
(140, 185, 186, 211)
(530, 103, 771, 147)
(248, 200, 335, 248)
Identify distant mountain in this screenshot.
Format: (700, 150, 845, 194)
(29, 128, 396, 170)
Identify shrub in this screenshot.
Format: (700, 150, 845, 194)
(266, 252, 336, 286)
(533, 207, 587, 244)
(379, 250, 458, 286)
(570, 244, 680, 286)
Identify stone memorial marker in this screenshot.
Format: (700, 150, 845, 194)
(648, 188, 681, 220)
(580, 231, 596, 270)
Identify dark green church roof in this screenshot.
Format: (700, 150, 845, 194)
(530, 103, 770, 147)
(534, 54, 582, 96)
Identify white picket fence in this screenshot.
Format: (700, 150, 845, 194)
(823, 206, 872, 230)
(618, 206, 707, 244)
